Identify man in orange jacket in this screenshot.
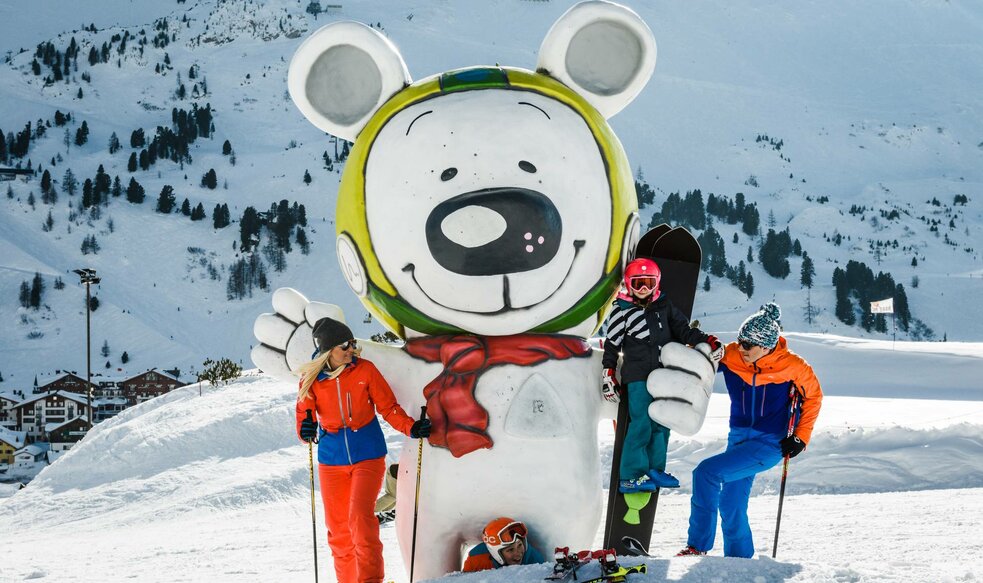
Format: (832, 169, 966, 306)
(676, 303, 823, 558)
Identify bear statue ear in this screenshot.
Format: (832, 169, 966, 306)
(288, 21, 412, 143)
(537, 0, 656, 119)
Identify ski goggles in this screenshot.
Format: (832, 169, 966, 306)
(628, 275, 659, 293)
(483, 521, 527, 546)
(738, 340, 758, 351)
(335, 340, 358, 351)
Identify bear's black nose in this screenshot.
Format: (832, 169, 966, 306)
(425, 187, 562, 276)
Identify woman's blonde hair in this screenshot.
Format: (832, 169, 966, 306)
(297, 351, 332, 402)
(296, 345, 363, 402)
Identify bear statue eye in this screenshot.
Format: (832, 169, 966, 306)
(518, 160, 537, 174)
(440, 167, 458, 182)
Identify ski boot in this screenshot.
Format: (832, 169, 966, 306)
(618, 474, 657, 493)
(646, 469, 680, 488)
(675, 545, 707, 557)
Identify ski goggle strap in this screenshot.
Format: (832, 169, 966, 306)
(483, 521, 527, 546)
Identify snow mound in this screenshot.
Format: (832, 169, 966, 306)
(0, 372, 304, 528)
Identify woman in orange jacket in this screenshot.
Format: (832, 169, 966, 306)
(677, 303, 822, 558)
(297, 316, 431, 583)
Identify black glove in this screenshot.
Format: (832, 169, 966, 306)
(299, 417, 318, 443)
(780, 435, 806, 458)
(410, 418, 432, 439)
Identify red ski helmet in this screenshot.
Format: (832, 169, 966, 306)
(623, 258, 661, 296)
(482, 517, 527, 564)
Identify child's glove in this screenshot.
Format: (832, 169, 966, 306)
(705, 335, 724, 366)
(601, 368, 620, 404)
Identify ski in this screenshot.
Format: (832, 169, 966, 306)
(602, 224, 702, 556)
(578, 564, 647, 583)
(620, 536, 649, 557)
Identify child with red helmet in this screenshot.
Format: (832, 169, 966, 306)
(463, 517, 546, 572)
(601, 258, 720, 493)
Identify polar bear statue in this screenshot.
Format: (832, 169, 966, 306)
(252, 2, 664, 579)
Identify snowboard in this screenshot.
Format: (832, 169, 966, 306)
(602, 224, 702, 555)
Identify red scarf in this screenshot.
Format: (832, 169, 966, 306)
(404, 334, 592, 457)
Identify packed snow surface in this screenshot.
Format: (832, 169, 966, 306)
(2, 334, 982, 582)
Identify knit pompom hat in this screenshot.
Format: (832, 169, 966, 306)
(312, 317, 353, 354)
(737, 302, 782, 349)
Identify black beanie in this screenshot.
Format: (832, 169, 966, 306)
(312, 317, 353, 354)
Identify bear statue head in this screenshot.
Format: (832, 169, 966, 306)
(288, 1, 656, 337)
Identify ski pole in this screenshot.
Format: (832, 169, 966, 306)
(305, 409, 320, 583)
(772, 389, 800, 559)
(409, 405, 427, 583)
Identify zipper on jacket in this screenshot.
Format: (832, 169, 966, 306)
(761, 385, 767, 417)
(335, 378, 353, 464)
(750, 372, 758, 426)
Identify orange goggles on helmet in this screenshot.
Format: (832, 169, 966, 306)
(483, 520, 527, 546)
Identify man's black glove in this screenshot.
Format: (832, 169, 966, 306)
(410, 418, 432, 439)
(299, 417, 318, 443)
(780, 435, 806, 458)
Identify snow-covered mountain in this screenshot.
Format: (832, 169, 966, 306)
(1, 0, 982, 388)
(2, 335, 981, 581)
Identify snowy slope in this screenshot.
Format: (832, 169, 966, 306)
(1, 336, 982, 582)
(1, 1, 982, 388)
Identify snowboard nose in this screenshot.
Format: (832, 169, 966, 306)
(425, 187, 562, 276)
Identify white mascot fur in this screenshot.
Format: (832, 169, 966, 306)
(252, 1, 714, 579)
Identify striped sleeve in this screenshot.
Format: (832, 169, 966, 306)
(604, 305, 628, 349)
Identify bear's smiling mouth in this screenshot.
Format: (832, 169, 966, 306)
(402, 239, 585, 314)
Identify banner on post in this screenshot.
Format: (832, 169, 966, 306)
(870, 297, 894, 314)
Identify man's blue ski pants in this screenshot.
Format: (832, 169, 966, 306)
(687, 428, 784, 558)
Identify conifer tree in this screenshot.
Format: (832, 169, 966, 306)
(30, 272, 44, 308)
(800, 252, 815, 289)
(74, 121, 89, 146)
(201, 168, 217, 189)
(40, 169, 52, 194)
(19, 280, 31, 308)
(239, 206, 260, 252)
(190, 202, 206, 221)
(296, 226, 310, 254)
(126, 177, 145, 203)
(156, 185, 176, 213)
(82, 178, 94, 208)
